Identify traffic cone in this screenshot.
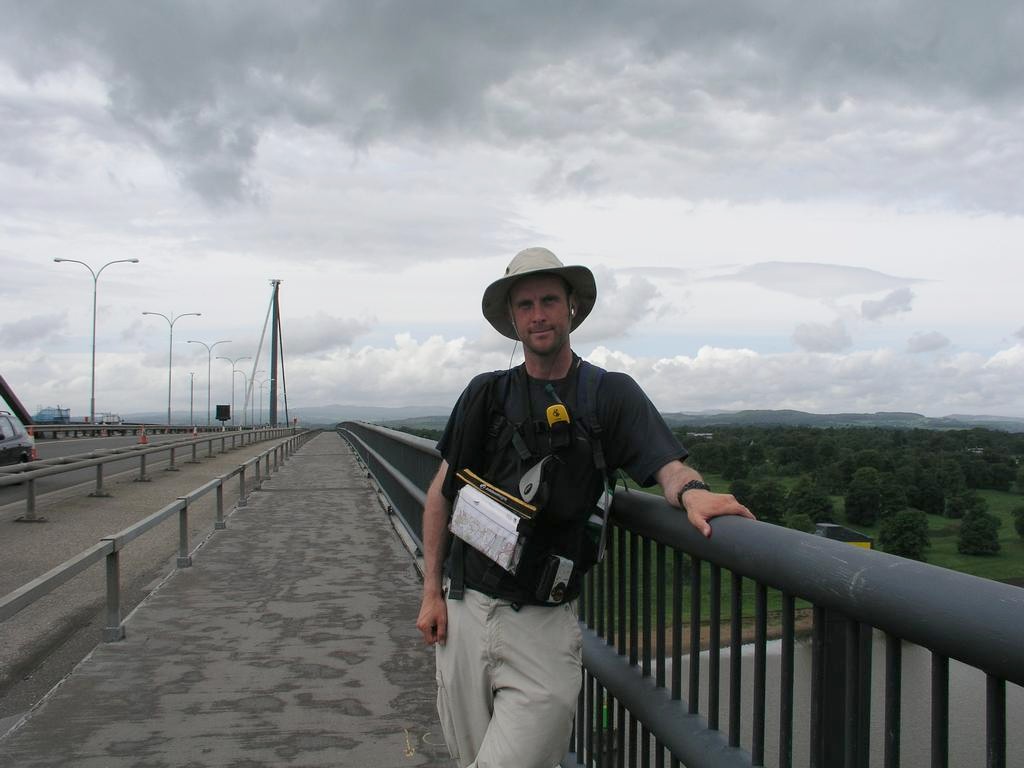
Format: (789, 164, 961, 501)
(138, 426, 149, 445)
(100, 427, 108, 437)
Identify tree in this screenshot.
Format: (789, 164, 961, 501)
(945, 490, 987, 520)
(878, 472, 908, 519)
(845, 467, 882, 526)
(786, 476, 835, 524)
(908, 474, 945, 517)
(749, 479, 786, 525)
(785, 512, 815, 533)
(957, 509, 1002, 555)
(728, 479, 755, 508)
(1013, 505, 1024, 539)
(879, 509, 930, 561)
(1017, 465, 1024, 494)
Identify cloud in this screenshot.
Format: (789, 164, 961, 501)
(861, 287, 915, 320)
(715, 262, 917, 300)
(906, 331, 950, 354)
(1014, 326, 1024, 340)
(587, 342, 1024, 417)
(574, 268, 661, 343)
(792, 319, 852, 353)
(284, 312, 372, 356)
(0, 312, 66, 347)
(4, 3, 1024, 211)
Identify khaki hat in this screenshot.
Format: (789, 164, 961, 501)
(482, 247, 597, 340)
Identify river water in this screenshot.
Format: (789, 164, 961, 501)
(670, 632, 1024, 768)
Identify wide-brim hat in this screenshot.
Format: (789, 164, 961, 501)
(482, 247, 597, 340)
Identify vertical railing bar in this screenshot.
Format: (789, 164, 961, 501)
(642, 537, 651, 679)
(606, 532, 616, 650)
(176, 498, 192, 567)
(844, 618, 859, 768)
(618, 526, 627, 659)
(986, 675, 1006, 768)
(729, 572, 743, 749)
(629, 530, 638, 668)
(708, 563, 722, 731)
(884, 632, 902, 768)
(102, 544, 125, 641)
(617, 699, 627, 768)
(656, 543, 666, 690)
(628, 711, 638, 768)
(238, 464, 248, 506)
(214, 479, 226, 530)
(779, 592, 795, 768)
(931, 653, 949, 768)
(688, 556, 701, 715)
(672, 548, 683, 702)
(753, 582, 767, 767)
(809, 606, 825, 768)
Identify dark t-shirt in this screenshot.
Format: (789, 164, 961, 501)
(438, 362, 686, 491)
(436, 359, 687, 600)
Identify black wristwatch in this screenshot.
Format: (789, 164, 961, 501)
(677, 479, 711, 508)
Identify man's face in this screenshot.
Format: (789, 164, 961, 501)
(508, 274, 573, 358)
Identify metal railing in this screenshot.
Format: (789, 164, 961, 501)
(337, 421, 1024, 768)
(1, 426, 298, 520)
(26, 423, 238, 440)
(0, 430, 318, 641)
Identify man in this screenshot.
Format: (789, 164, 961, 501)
(416, 247, 754, 767)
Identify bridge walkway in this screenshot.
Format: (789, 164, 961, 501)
(0, 431, 452, 767)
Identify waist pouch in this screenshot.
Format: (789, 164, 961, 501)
(452, 468, 599, 604)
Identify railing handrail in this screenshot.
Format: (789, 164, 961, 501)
(337, 419, 1024, 767)
(0, 427, 293, 481)
(612, 489, 1024, 687)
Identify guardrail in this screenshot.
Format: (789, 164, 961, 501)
(1, 427, 298, 521)
(337, 421, 1024, 768)
(27, 423, 254, 439)
(0, 430, 319, 642)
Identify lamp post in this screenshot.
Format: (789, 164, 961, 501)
(187, 339, 231, 426)
(216, 355, 251, 426)
(143, 311, 201, 425)
(188, 371, 196, 426)
(53, 257, 140, 424)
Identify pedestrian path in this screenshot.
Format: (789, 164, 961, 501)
(0, 431, 452, 767)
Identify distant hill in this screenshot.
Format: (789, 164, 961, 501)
(122, 405, 1024, 433)
(660, 410, 1024, 432)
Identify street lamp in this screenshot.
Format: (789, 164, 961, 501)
(188, 371, 196, 426)
(143, 311, 202, 425)
(233, 369, 250, 427)
(53, 257, 140, 424)
(216, 355, 251, 426)
(186, 339, 231, 426)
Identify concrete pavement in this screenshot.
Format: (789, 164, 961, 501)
(0, 431, 452, 767)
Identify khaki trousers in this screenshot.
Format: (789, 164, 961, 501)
(435, 588, 583, 768)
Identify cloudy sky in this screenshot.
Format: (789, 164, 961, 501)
(2, 1, 1023, 422)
